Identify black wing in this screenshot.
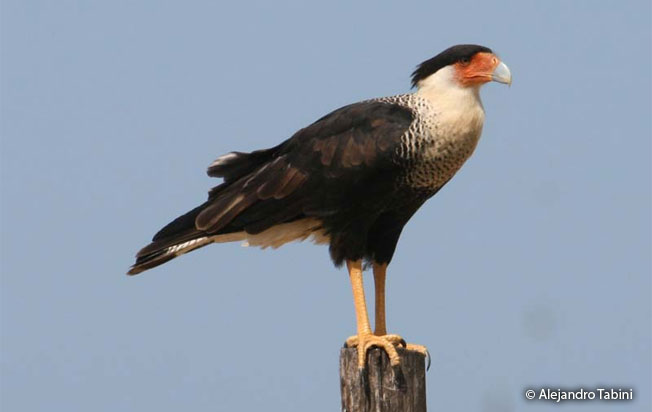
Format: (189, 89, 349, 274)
(196, 100, 413, 233)
(129, 100, 414, 274)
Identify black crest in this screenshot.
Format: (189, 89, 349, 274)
(411, 44, 492, 87)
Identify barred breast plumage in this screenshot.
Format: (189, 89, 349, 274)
(374, 91, 485, 192)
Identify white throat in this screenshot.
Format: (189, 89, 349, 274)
(415, 66, 483, 109)
(414, 65, 486, 137)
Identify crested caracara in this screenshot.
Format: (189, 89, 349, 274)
(129, 44, 511, 386)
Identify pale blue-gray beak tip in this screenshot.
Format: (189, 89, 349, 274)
(492, 61, 512, 86)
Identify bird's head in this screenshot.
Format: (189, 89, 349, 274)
(411, 44, 511, 90)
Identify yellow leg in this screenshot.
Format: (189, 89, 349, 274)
(348, 260, 372, 337)
(346, 260, 401, 368)
(345, 260, 430, 372)
(373, 263, 388, 336)
(351, 262, 430, 364)
(378, 263, 430, 360)
(371, 263, 406, 346)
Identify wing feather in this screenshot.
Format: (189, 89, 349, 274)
(129, 100, 415, 274)
(207, 101, 413, 229)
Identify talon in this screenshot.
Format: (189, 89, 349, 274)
(346, 332, 402, 369)
(382, 334, 407, 347)
(346, 333, 407, 350)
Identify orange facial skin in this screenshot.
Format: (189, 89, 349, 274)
(454, 52, 500, 87)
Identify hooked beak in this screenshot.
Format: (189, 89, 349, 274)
(492, 61, 512, 85)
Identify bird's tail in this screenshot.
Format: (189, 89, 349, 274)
(128, 145, 284, 275)
(127, 233, 213, 275)
(127, 204, 213, 275)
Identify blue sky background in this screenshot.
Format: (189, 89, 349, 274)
(1, 1, 650, 411)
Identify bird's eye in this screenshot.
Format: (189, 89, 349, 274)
(460, 57, 471, 65)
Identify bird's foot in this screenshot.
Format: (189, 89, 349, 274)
(345, 333, 406, 349)
(345, 334, 431, 371)
(344, 332, 407, 391)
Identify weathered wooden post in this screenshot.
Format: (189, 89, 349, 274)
(340, 347, 427, 412)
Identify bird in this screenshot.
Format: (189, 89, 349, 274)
(128, 44, 511, 386)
